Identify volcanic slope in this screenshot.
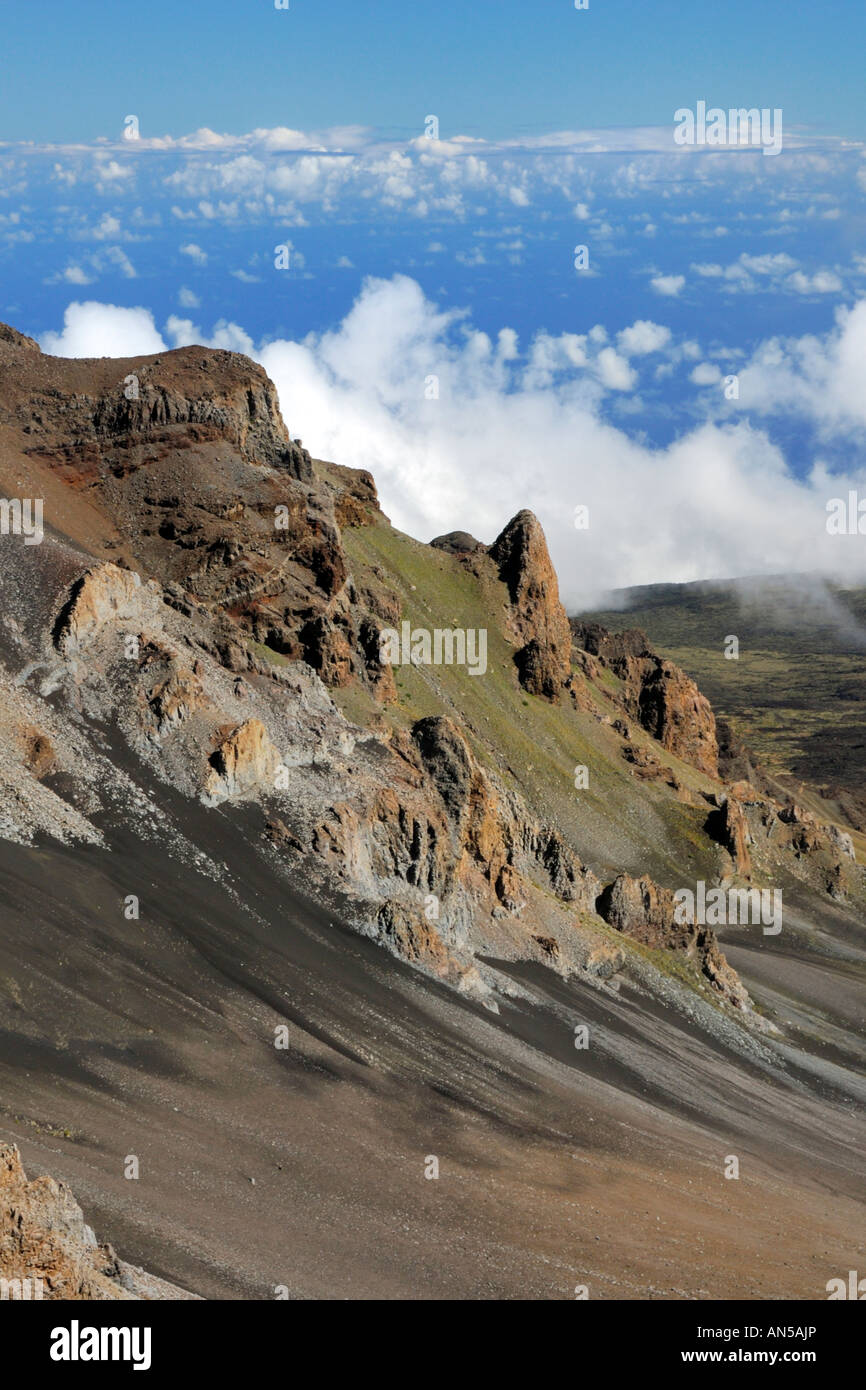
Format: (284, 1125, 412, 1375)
(0, 324, 862, 1298)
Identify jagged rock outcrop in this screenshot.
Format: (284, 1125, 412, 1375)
(715, 718, 769, 790)
(571, 623, 655, 663)
(706, 793, 753, 877)
(410, 715, 599, 920)
(375, 901, 451, 970)
(0, 1145, 196, 1300)
(141, 643, 206, 739)
(328, 466, 381, 527)
(202, 718, 282, 806)
(490, 511, 573, 701)
(622, 658, 718, 778)
(53, 563, 150, 655)
(571, 622, 719, 777)
(0, 323, 40, 354)
(758, 801, 858, 898)
(91, 359, 312, 480)
(410, 715, 518, 903)
(596, 874, 749, 1010)
(526, 824, 600, 908)
(412, 716, 475, 821)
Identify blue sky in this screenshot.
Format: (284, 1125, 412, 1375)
(3, 0, 866, 143)
(2, 2, 866, 602)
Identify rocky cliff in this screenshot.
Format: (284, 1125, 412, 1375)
(0, 1145, 195, 1300)
(572, 621, 719, 776)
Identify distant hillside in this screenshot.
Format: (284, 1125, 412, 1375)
(576, 575, 866, 829)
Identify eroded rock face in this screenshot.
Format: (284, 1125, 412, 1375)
(0, 323, 40, 354)
(91, 360, 311, 480)
(596, 873, 749, 1010)
(53, 564, 148, 655)
(321, 463, 382, 528)
(202, 718, 282, 806)
(375, 901, 450, 971)
(715, 718, 768, 790)
(0, 1144, 195, 1300)
(749, 800, 859, 898)
(622, 658, 719, 778)
(490, 511, 572, 701)
(527, 825, 600, 909)
(408, 716, 600, 924)
(572, 623, 719, 778)
(570, 623, 654, 663)
(0, 327, 391, 702)
(140, 642, 206, 739)
(412, 716, 474, 823)
(706, 793, 753, 877)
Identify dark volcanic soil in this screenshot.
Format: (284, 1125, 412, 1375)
(0, 781, 862, 1300)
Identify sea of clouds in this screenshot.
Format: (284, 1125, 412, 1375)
(9, 124, 866, 607)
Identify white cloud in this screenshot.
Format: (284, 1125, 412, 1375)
(40, 302, 165, 357)
(691, 362, 723, 386)
(164, 315, 197, 347)
(40, 281, 866, 605)
(61, 265, 94, 285)
(178, 286, 200, 308)
(650, 274, 685, 297)
(11, 122, 862, 240)
(737, 299, 866, 432)
(250, 277, 866, 604)
(89, 213, 122, 241)
(741, 253, 798, 276)
(786, 269, 843, 294)
(180, 242, 208, 265)
(596, 346, 636, 391)
(616, 320, 671, 356)
(93, 159, 134, 185)
(104, 246, 137, 278)
(164, 315, 254, 354)
(251, 127, 313, 152)
(692, 252, 841, 297)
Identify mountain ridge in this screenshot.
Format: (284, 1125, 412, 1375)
(1, 325, 863, 1298)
